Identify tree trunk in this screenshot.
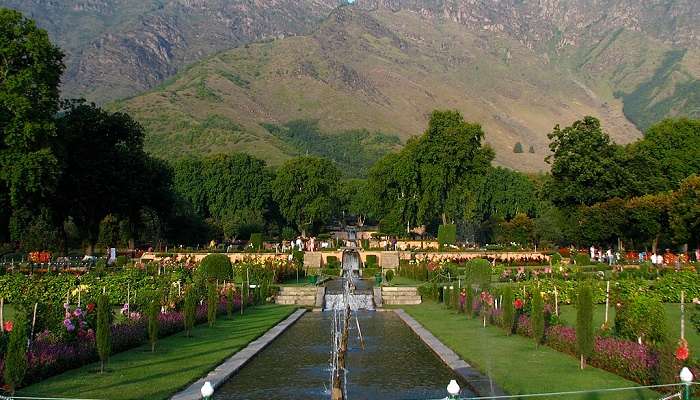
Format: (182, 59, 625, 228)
(652, 236, 659, 255)
(580, 354, 585, 370)
(442, 212, 447, 226)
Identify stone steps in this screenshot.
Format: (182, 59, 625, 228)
(274, 286, 318, 305)
(381, 287, 421, 305)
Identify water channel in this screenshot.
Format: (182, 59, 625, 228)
(213, 311, 472, 399)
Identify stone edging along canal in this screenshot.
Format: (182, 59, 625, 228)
(171, 308, 307, 400)
(394, 309, 508, 398)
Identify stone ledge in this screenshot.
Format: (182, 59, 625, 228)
(170, 308, 307, 400)
(393, 309, 508, 398)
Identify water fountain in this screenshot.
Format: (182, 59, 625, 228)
(329, 248, 368, 400)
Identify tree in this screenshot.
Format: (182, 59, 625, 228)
(0, 9, 64, 244)
(199, 254, 233, 282)
(96, 294, 111, 373)
(3, 311, 27, 393)
(625, 193, 671, 252)
(184, 287, 196, 337)
(475, 167, 539, 221)
(576, 284, 594, 369)
(272, 156, 341, 237)
(546, 117, 636, 207)
(513, 142, 524, 153)
(226, 285, 235, 319)
(207, 283, 217, 327)
(669, 175, 700, 248)
(148, 299, 159, 352)
(52, 101, 172, 253)
(502, 286, 515, 335)
(531, 290, 545, 346)
(413, 110, 493, 225)
(628, 118, 700, 193)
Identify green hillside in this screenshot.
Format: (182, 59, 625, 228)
(115, 6, 645, 172)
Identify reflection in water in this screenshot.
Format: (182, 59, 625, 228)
(213, 312, 470, 400)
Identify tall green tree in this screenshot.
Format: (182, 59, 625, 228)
(413, 110, 493, 225)
(3, 311, 27, 393)
(531, 290, 545, 346)
(207, 283, 217, 328)
(271, 156, 341, 237)
(669, 175, 700, 248)
(96, 294, 111, 373)
(628, 118, 700, 193)
(0, 9, 64, 243)
(148, 299, 160, 352)
(576, 284, 594, 369)
(184, 286, 196, 337)
(502, 286, 515, 335)
(546, 117, 635, 207)
(53, 100, 172, 252)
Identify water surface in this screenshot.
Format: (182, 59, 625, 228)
(214, 311, 471, 400)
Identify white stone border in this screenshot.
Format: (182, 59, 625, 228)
(170, 308, 307, 400)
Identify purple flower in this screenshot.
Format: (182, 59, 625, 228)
(73, 308, 82, 318)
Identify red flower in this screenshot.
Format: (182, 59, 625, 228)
(676, 341, 690, 361)
(87, 303, 96, 313)
(3, 320, 13, 332)
(514, 299, 524, 310)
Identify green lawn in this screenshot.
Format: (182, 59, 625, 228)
(385, 276, 423, 286)
(20, 305, 296, 400)
(558, 303, 698, 350)
(403, 302, 659, 399)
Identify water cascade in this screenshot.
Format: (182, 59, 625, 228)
(329, 248, 368, 400)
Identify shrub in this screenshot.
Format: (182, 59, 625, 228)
(502, 286, 514, 335)
(3, 311, 27, 393)
(614, 294, 667, 344)
(148, 300, 159, 353)
(531, 291, 545, 346)
(207, 284, 217, 327)
(513, 142, 524, 153)
(361, 239, 370, 250)
(385, 270, 394, 282)
(365, 255, 378, 267)
(326, 256, 340, 269)
(184, 287, 196, 337)
(115, 255, 128, 269)
(249, 233, 263, 250)
(576, 284, 594, 369)
(550, 253, 562, 265)
(418, 282, 439, 301)
(437, 224, 457, 248)
(226, 286, 234, 319)
(199, 254, 233, 282)
(574, 253, 591, 266)
(96, 294, 111, 373)
(465, 281, 474, 318)
(467, 258, 491, 289)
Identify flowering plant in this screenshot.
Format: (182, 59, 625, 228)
(2, 321, 12, 333)
(676, 338, 689, 361)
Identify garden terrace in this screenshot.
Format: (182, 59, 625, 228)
(17, 305, 295, 400)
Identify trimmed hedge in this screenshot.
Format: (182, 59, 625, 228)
(437, 224, 457, 248)
(199, 254, 233, 281)
(365, 255, 378, 267)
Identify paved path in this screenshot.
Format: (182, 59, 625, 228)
(394, 309, 508, 397)
(171, 308, 306, 400)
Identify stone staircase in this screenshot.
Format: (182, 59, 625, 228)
(274, 286, 318, 306)
(381, 286, 422, 305)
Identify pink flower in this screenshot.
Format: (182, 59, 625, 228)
(3, 320, 13, 332)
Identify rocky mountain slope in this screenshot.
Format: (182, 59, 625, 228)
(3, 1, 698, 172)
(0, 0, 344, 102)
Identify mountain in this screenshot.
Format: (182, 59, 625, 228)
(0, 0, 344, 102)
(115, 3, 659, 171)
(3, 1, 698, 172)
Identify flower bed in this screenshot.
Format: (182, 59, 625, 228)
(0, 298, 243, 389)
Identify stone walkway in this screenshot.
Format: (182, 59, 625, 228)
(171, 308, 307, 400)
(394, 309, 508, 397)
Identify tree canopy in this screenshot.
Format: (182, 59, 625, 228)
(271, 156, 341, 236)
